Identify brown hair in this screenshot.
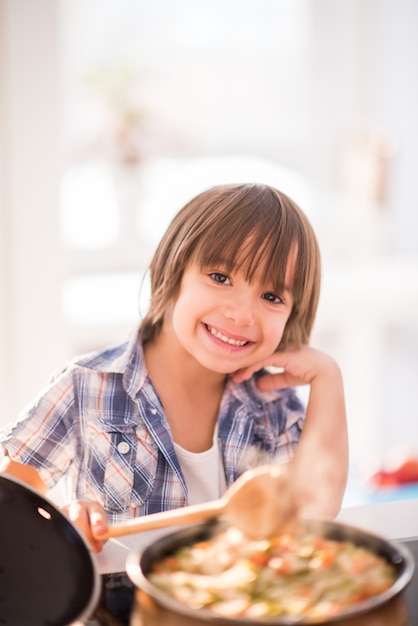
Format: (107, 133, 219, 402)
(140, 183, 321, 350)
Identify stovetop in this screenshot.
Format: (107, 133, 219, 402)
(398, 537, 418, 623)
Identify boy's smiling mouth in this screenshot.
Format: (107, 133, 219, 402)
(205, 324, 250, 347)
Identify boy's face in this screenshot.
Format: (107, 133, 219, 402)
(167, 259, 294, 375)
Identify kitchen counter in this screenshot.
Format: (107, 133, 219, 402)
(337, 497, 418, 540)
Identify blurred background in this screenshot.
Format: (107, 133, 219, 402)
(1, 0, 417, 504)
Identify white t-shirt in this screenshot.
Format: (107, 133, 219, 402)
(173, 425, 227, 505)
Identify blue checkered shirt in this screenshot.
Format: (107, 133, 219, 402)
(0, 330, 305, 524)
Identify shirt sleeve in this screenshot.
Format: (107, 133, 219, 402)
(0, 368, 78, 488)
(273, 387, 306, 465)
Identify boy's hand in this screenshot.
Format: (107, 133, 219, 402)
(231, 345, 339, 390)
(63, 500, 108, 554)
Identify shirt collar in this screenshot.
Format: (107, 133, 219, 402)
(121, 328, 148, 397)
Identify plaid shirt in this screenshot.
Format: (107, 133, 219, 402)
(0, 330, 305, 524)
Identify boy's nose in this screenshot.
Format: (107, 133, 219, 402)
(223, 295, 255, 326)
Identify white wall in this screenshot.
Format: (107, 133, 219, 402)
(0, 1, 12, 420)
(311, 0, 418, 254)
(0, 0, 69, 421)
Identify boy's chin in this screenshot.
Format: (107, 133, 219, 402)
(200, 360, 242, 376)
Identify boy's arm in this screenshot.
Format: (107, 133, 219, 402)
(232, 345, 349, 518)
(0, 454, 48, 494)
(288, 358, 348, 517)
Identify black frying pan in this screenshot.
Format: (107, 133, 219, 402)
(0, 473, 101, 626)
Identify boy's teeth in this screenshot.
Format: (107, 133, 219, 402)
(208, 326, 247, 346)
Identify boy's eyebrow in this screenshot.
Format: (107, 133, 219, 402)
(269, 284, 293, 295)
(200, 259, 228, 267)
(248, 276, 294, 294)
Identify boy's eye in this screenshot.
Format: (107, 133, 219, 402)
(262, 292, 283, 305)
(209, 272, 230, 285)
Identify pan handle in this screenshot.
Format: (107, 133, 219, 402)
(94, 498, 225, 540)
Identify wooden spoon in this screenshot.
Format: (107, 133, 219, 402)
(94, 464, 299, 541)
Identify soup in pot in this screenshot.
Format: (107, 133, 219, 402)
(148, 525, 396, 621)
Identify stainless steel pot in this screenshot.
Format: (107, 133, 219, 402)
(0, 474, 101, 626)
(126, 518, 414, 626)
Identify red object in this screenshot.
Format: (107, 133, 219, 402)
(370, 458, 418, 488)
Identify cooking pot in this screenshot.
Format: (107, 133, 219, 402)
(0, 473, 101, 626)
(126, 518, 414, 626)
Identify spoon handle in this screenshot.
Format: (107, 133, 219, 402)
(95, 498, 226, 540)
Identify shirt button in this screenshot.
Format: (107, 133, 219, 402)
(117, 442, 130, 455)
(150, 408, 157, 415)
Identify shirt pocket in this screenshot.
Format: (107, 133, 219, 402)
(86, 418, 154, 514)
